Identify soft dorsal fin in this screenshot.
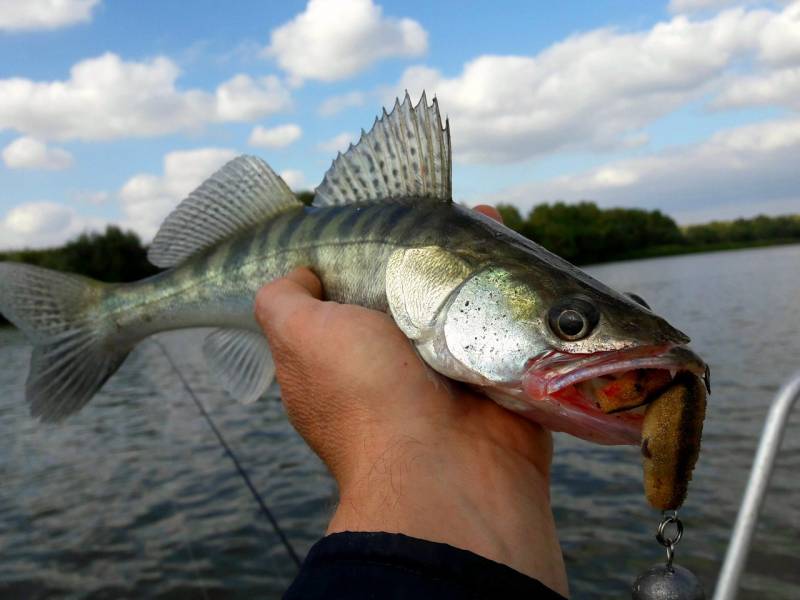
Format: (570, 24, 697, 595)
(148, 155, 302, 268)
(313, 91, 451, 207)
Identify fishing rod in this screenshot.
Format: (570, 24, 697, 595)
(153, 338, 303, 571)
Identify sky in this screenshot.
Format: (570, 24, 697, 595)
(0, 0, 799, 249)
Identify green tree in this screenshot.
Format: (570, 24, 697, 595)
(54, 226, 158, 282)
(496, 204, 525, 233)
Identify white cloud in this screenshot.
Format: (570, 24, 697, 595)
(248, 123, 302, 148)
(4, 201, 71, 234)
(0, 53, 291, 141)
(590, 167, 640, 188)
(119, 147, 238, 240)
(2, 136, 73, 170)
(280, 169, 306, 191)
(0, 202, 105, 249)
(265, 0, 427, 84)
(393, 2, 800, 164)
(317, 132, 355, 154)
(756, 1, 800, 64)
(215, 74, 292, 121)
(0, 0, 100, 31)
(669, 0, 792, 14)
(715, 66, 800, 109)
(318, 91, 366, 116)
(487, 116, 800, 223)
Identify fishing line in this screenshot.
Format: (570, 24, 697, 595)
(153, 337, 303, 570)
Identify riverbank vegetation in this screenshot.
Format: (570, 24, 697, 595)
(0, 226, 159, 283)
(2, 202, 799, 326)
(497, 202, 800, 265)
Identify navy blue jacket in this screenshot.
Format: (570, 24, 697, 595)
(284, 532, 566, 599)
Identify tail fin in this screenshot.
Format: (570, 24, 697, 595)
(0, 262, 129, 422)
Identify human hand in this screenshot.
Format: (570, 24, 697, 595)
(254, 206, 568, 596)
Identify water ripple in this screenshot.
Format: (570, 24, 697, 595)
(1, 244, 799, 598)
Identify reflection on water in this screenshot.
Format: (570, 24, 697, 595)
(1, 244, 799, 599)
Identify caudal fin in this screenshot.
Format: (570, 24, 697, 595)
(0, 262, 129, 422)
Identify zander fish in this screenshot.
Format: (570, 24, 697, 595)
(0, 94, 709, 508)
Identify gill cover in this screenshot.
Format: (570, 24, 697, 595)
(387, 262, 551, 386)
(440, 268, 548, 383)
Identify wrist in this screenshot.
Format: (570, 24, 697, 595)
(326, 429, 568, 596)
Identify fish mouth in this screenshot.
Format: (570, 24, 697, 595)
(518, 344, 709, 445)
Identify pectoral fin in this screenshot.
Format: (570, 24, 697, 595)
(385, 246, 471, 340)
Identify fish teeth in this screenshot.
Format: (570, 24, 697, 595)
(669, 368, 678, 379)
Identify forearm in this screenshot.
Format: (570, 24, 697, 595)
(327, 431, 569, 597)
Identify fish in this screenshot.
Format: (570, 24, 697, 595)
(0, 93, 709, 508)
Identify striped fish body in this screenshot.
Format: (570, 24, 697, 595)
(105, 201, 489, 341)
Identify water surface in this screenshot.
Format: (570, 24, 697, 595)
(1, 244, 799, 598)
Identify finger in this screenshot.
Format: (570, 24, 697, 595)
(282, 267, 324, 299)
(474, 204, 503, 223)
(255, 267, 323, 333)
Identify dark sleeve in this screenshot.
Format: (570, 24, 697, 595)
(284, 531, 567, 599)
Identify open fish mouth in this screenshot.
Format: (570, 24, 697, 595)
(518, 344, 709, 445)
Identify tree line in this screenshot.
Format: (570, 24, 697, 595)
(497, 202, 800, 265)
(0, 226, 159, 282)
(2, 202, 799, 326)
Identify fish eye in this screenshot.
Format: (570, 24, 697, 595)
(626, 292, 650, 309)
(548, 296, 599, 341)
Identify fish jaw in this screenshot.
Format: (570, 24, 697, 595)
(524, 344, 707, 398)
(486, 385, 646, 445)
(486, 345, 708, 445)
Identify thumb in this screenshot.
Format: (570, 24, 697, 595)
(255, 268, 323, 338)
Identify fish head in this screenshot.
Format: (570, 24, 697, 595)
(401, 249, 708, 445)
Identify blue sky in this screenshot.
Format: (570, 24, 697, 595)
(1, 0, 798, 248)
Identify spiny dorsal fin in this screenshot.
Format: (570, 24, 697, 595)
(149, 155, 302, 268)
(313, 91, 451, 207)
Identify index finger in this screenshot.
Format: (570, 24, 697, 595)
(255, 267, 323, 336)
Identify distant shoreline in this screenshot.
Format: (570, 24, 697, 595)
(580, 238, 800, 266)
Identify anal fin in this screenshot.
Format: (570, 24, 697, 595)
(203, 328, 275, 405)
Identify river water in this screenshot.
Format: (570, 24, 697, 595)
(1, 244, 798, 599)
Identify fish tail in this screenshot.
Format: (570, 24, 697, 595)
(0, 262, 130, 422)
